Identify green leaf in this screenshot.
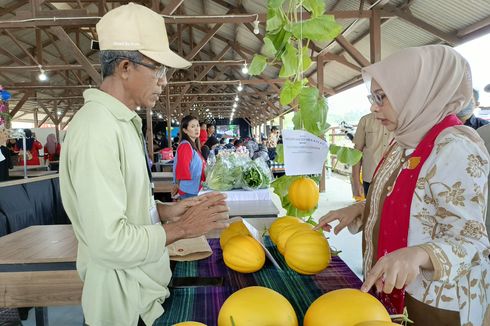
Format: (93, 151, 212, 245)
(270, 29, 291, 58)
(279, 79, 303, 106)
(279, 43, 298, 78)
(266, 9, 283, 34)
(248, 54, 268, 76)
(330, 146, 362, 165)
(292, 111, 302, 129)
(290, 15, 342, 41)
(301, 46, 312, 72)
(303, 0, 326, 18)
(262, 36, 277, 58)
(298, 87, 330, 137)
(274, 144, 284, 163)
(268, 0, 285, 9)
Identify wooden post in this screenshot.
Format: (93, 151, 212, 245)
(33, 108, 39, 128)
(317, 54, 327, 193)
(370, 9, 382, 64)
(279, 116, 284, 131)
(4, 102, 11, 129)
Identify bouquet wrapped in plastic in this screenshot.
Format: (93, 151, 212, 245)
(241, 157, 273, 190)
(206, 149, 250, 191)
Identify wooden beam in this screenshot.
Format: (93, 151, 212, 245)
(161, 0, 184, 15)
(457, 16, 490, 44)
(334, 35, 370, 67)
(3, 30, 39, 64)
(48, 26, 102, 84)
(369, 9, 381, 63)
(9, 93, 30, 117)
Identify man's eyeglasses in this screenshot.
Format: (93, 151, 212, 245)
(110, 57, 168, 79)
(367, 92, 387, 106)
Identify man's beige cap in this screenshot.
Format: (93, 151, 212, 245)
(96, 2, 191, 69)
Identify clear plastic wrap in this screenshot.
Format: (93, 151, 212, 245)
(241, 157, 273, 190)
(205, 149, 250, 191)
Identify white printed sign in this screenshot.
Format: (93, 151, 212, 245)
(282, 129, 329, 176)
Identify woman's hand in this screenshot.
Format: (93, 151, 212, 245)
(361, 246, 433, 294)
(314, 203, 364, 235)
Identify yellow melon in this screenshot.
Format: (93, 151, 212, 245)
(284, 230, 331, 275)
(222, 235, 265, 273)
(288, 177, 319, 211)
(220, 220, 250, 249)
(303, 289, 391, 326)
(276, 223, 314, 254)
(268, 216, 303, 244)
(217, 286, 298, 326)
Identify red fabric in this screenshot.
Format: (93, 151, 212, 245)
(16, 141, 43, 166)
(175, 143, 193, 180)
(376, 115, 462, 314)
(199, 129, 208, 146)
(44, 143, 61, 162)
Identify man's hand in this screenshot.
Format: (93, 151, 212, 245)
(171, 184, 179, 197)
(158, 192, 227, 222)
(163, 192, 229, 245)
(361, 246, 433, 294)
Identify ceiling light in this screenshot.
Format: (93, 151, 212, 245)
(158, 114, 163, 119)
(233, 103, 237, 108)
(253, 19, 260, 34)
(57, 111, 61, 115)
(237, 83, 243, 92)
(136, 106, 141, 111)
(241, 63, 248, 74)
(38, 65, 47, 81)
(235, 95, 239, 101)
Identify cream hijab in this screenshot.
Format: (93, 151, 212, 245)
(362, 45, 472, 148)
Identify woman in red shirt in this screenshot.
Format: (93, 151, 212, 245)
(173, 115, 206, 199)
(15, 129, 43, 166)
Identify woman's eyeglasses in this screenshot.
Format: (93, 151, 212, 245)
(110, 57, 168, 79)
(367, 92, 386, 106)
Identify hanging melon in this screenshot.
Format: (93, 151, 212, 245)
(284, 230, 331, 275)
(303, 289, 391, 326)
(222, 235, 265, 273)
(288, 177, 319, 211)
(217, 286, 298, 326)
(268, 216, 303, 244)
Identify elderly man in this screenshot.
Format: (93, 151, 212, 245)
(60, 4, 229, 326)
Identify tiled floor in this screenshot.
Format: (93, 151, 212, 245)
(21, 173, 362, 325)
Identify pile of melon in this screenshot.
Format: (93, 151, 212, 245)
(269, 216, 331, 275)
(214, 286, 399, 326)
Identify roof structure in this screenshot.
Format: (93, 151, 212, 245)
(0, 0, 489, 129)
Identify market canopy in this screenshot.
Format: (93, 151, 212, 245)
(0, 0, 489, 128)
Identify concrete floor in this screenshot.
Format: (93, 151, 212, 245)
(22, 173, 362, 325)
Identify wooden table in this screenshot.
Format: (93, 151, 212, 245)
(9, 170, 58, 179)
(151, 172, 173, 181)
(0, 225, 82, 326)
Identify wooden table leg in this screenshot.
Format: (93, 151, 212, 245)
(35, 307, 48, 326)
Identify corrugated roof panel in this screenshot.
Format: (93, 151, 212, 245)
(409, 0, 490, 33)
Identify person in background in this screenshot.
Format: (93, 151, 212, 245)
(172, 136, 179, 152)
(456, 88, 489, 130)
(15, 129, 42, 166)
(59, 4, 228, 326)
(352, 113, 393, 197)
(204, 123, 218, 149)
(0, 128, 12, 182)
(44, 133, 61, 164)
(199, 122, 208, 146)
(173, 115, 206, 199)
(224, 138, 235, 150)
(316, 45, 490, 325)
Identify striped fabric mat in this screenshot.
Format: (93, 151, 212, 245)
(155, 237, 362, 325)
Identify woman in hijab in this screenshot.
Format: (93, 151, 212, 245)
(15, 129, 43, 165)
(316, 45, 490, 325)
(44, 133, 61, 164)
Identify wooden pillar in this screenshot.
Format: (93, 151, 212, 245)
(146, 107, 154, 157)
(317, 54, 327, 193)
(370, 9, 381, 64)
(4, 102, 11, 129)
(279, 116, 284, 131)
(166, 87, 172, 148)
(33, 108, 39, 128)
